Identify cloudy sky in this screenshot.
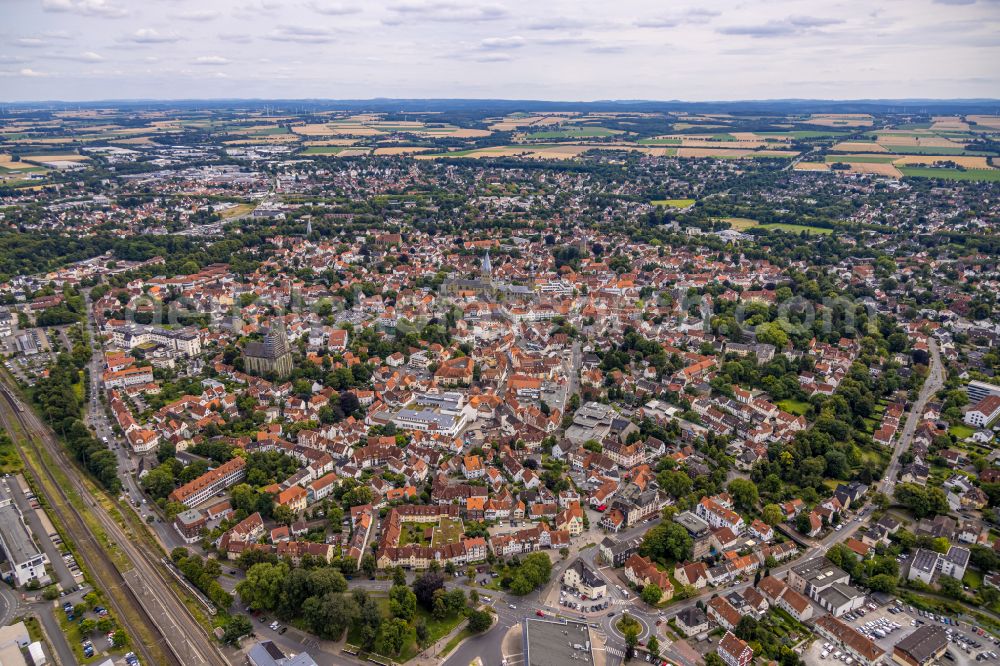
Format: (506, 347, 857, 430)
(1, 0, 998, 102)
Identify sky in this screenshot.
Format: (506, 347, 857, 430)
(1, 0, 998, 102)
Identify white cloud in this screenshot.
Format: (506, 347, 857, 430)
(193, 56, 232, 65)
(479, 36, 525, 50)
(384, 1, 507, 25)
(20, 68, 50, 77)
(307, 2, 361, 16)
(41, 0, 127, 19)
(265, 25, 338, 44)
(43, 51, 105, 62)
(473, 52, 513, 62)
(172, 10, 222, 21)
(124, 29, 182, 44)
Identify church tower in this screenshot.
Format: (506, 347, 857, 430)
(481, 250, 492, 282)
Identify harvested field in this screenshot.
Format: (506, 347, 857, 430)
(23, 153, 89, 162)
(876, 134, 964, 148)
(804, 113, 873, 127)
(893, 155, 995, 169)
(967, 115, 1000, 130)
(0, 154, 38, 170)
(794, 162, 831, 171)
(373, 146, 433, 155)
(930, 117, 969, 131)
(847, 162, 902, 178)
(831, 142, 888, 153)
(291, 123, 338, 136)
(677, 147, 797, 158)
(303, 139, 358, 146)
(336, 148, 373, 157)
(826, 155, 898, 164)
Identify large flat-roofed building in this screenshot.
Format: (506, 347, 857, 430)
(0, 484, 49, 587)
(892, 625, 948, 666)
(564, 402, 617, 445)
(673, 510, 712, 559)
(371, 392, 472, 437)
(523, 618, 594, 666)
(965, 380, 1000, 404)
(787, 556, 849, 600)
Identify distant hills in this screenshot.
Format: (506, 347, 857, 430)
(3, 98, 1000, 114)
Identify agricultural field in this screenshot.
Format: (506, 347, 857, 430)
(825, 155, 897, 164)
(525, 126, 622, 139)
(651, 199, 695, 208)
(899, 167, 1000, 181)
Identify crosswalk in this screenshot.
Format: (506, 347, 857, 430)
(610, 598, 629, 606)
(606, 647, 626, 658)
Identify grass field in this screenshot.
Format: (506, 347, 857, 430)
(651, 198, 695, 208)
(718, 217, 759, 230)
(777, 399, 811, 416)
(950, 424, 975, 440)
(528, 127, 620, 138)
(759, 223, 834, 234)
(886, 145, 992, 156)
(900, 167, 1000, 181)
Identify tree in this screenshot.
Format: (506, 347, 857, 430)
(221, 615, 253, 645)
(389, 584, 417, 621)
(274, 503, 296, 525)
(412, 571, 446, 610)
(361, 554, 377, 578)
(646, 635, 659, 656)
(727, 478, 759, 512)
(894, 483, 949, 518)
(640, 584, 662, 606)
(640, 522, 693, 563)
(624, 623, 639, 659)
(468, 609, 492, 632)
(705, 654, 726, 666)
(392, 566, 407, 587)
(867, 574, 897, 594)
(657, 470, 692, 498)
(376, 618, 409, 656)
(938, 575, 964, 599)
(237, 562, 288, 610)
(795, 511, 813, 534)
(761, 503, 784, 526)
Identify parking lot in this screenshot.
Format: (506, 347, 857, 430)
(558, 585, 610, 613)
(836, 601, 1000, 666)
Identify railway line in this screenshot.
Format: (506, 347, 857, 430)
(0, 380, 230, 666)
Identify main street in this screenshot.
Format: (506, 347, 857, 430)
(879, 338, 945, 496)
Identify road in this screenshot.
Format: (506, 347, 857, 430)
(880, 338, 945, 495)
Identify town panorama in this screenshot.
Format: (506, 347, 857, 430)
(0, 99, 998, 666)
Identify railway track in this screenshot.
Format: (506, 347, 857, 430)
(0, 381, 229, 666)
